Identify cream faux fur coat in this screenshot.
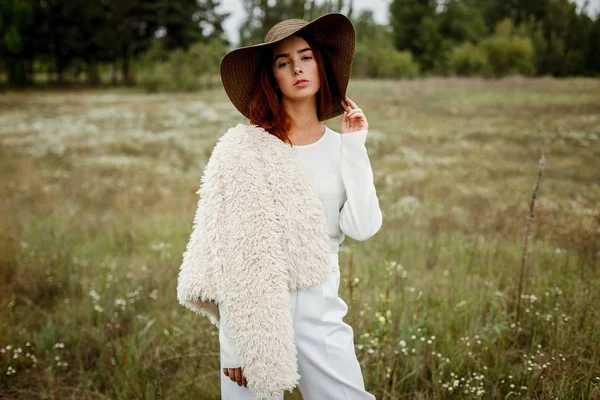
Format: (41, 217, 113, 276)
(176, 123, 334, 399)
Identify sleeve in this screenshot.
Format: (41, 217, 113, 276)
(176, 141, 224, 327)
(339, 129, 383, 241)
(216, 149, 300, 397)
(218, 303, 242, 368)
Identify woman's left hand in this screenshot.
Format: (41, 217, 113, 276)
(340, 96, 369, 133)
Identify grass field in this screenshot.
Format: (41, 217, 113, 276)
(1, 77, 599, 399)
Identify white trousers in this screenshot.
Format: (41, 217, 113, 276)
(219, 254, 375, 400)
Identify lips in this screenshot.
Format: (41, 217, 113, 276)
(294, 79, 309, 86)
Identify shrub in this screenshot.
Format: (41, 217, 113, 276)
(354, 43, 420, 79)
(447, 42, 489, 76)
(480, 35, 535, 77)
(137, 39, 227, 92)
(375, 49, 420, 78)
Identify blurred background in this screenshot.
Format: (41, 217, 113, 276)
(1, 1, 599, 399)
(1, 0, 600, 89)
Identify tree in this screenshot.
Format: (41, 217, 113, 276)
(587, 15, 600, 74)
(438, 0, 488, 44)
(3, 0, 230, 86)
(238, 0, 352, 46)
(0, 0, 34, 86)
(389, 0, 443, 70)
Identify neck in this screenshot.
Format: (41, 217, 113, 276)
(282, 96, 322, 144)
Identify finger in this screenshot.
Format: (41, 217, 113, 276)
(227, 368, 236, 381)
(345, 96, 359, 109)
(223, 368, 228, 377)
(346, 109, 363, 118)
(340, 99, 351, 111)
(347, 113, 365, 123)
(234, 368, 243, 386)
(342, 111, 351, 128)
(243, 376, 248, 387)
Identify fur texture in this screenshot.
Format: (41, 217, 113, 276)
(177, 123, 332, 399)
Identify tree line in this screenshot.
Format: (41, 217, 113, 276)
(0, 0, 228, 86)
(1, 0, 599, 88)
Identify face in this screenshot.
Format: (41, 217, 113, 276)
(271, 35, 320, 101)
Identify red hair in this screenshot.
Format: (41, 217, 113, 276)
(247, 33, 334, 145)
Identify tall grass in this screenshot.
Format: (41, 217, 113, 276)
(1, 77, 599, 399)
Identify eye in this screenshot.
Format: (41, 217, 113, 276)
(277, 61, 288, 68)
(302, 56, 313, 61)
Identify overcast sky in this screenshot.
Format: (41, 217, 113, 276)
(217, 0, 600, 46)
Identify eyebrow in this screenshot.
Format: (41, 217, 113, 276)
(273, 47, 312, 63)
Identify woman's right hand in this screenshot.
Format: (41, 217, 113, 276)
(223, 367, 248, 387)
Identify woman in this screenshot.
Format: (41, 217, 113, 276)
(177, 13, 382, 400)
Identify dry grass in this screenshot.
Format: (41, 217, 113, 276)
(1, 77, 599, 399)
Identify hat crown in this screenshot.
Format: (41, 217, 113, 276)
(264, 19, 308, 43)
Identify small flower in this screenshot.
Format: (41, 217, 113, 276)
(89, 290, 100, 301)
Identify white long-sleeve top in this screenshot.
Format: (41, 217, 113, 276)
(219, 126, 383, 368)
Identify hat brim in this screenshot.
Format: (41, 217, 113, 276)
(220, 13, 356, 122)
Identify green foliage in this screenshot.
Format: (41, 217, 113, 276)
(494, 17, 514, 36)
(0, 0, 229, 86)
(387, 0, 600, 77)
(519, 20, 548, 75)
(376, 50, 421, 79)
(447, 42, 489, 76)
(0, 0, 32, 55)
(137, 39, 227, 92)
(354, 44, 420, 79)
(446, 19, 535, 78)
(438, 0, 488, 45)
(3, 0, 600, 85)
(389, 0, 437, 52)
(239, 0, 352, 46)
(587, 17, 600, 74)
(390, 0, 441, 71)
(352, 11, 420, 79)
(479, 35, 535, 77)
(0, 0, 33, 86)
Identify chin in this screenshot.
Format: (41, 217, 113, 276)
(288, 87, 319, 100)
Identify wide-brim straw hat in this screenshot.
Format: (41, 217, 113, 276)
(220, 13, 356, 122)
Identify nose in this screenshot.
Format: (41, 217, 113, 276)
(293, 66, 302, 76)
